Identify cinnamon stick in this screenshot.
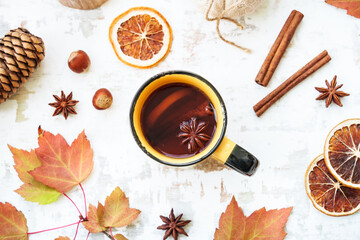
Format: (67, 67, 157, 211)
(255, 10, 304, 87)
(254, 50, 331, 117)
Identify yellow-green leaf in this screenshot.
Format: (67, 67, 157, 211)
(8, 146, 61, 205)
(15, 182, 60, 205)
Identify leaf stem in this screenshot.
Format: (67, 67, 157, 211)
(109, 227, 115, 239)
(79, 183, 88, 218)
(27, 221, 81, 235)
(102, 230, 115, 240)
(73, 219, 81, 240)
(63, 192, 83, 218)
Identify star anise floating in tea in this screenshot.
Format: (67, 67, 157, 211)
(157, 208, 191, 240)
(178, 118, 211, 153)
(315, 75, 349, 107)
(49, 91, 79, 120)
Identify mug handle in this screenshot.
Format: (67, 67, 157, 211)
(211, 137, 259, 176)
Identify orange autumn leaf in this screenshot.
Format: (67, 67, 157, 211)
(244, 207, 293, 240)
(214, 197, 293, 240)
(30, 130, 94, 193)
(100, 187, 141, 228)
(214, 196, 246, 240)
(114, 234, 128, 240)
(0, 202, 28, 240)
(326, 0, 360, 18)
(82, 203, 107, 233)
(55, 237, 70, 240)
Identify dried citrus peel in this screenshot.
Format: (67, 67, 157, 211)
(109, 7, 172, 68)
(305, 154, 360, 216)
(324, 119, 360, 189)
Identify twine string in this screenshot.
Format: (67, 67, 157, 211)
(206, 0, 251, 52)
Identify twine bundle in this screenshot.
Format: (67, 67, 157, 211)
(59, 0, 107, 10)
(205, 0, 263, 52)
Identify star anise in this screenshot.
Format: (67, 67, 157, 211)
(315, 75, 349, 107)
(178, 118, 211, 153)
(49, 91, 79, 119)
(157, 209, 191, 240)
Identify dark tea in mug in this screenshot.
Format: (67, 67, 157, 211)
(140, 83, 217, 158)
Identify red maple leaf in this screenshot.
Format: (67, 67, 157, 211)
(30, 130, 94, 193)
(214, 196, 293, 240)
(326, 0, 360, 18)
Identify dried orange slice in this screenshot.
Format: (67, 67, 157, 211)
(305, 154, 360, 216)
(324, 119, 360, 189)
(109, 7, 172, 68)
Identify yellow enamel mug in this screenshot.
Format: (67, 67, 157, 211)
(130, 71, 259, 176)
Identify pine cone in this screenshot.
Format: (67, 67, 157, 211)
(0, 27, 45, 104)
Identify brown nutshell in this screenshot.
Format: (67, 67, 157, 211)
(68, 50, 90, 73)
(92, 88, 113, 110)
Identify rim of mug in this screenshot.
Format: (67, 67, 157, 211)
(129, 70, 227, 167)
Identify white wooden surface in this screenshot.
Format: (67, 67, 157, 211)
(1, 0, 360, 239)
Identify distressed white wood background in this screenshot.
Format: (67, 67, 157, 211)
(1, 0, 360, 239)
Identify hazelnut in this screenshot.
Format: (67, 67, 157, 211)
(68, 50, 91, 73)
(92, 88, 113, 110)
